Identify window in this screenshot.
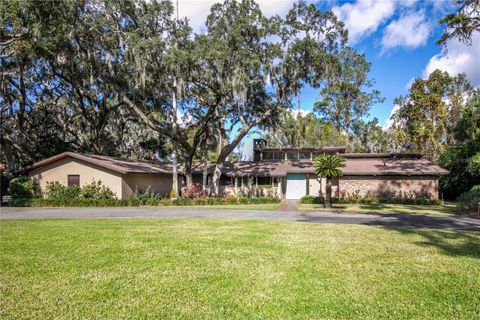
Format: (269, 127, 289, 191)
(219, 175, 233, 186)
(287, 151, 298, 160)
(274, 152, 285, 160)
(263, 151, 274, 160)
(298, 152, 310, 160)
(67, 175, 80, 187)
(257, 176, 272, 186)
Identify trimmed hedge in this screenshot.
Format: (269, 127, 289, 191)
(12, 196, 281, 208)
(300, 195, 442, 206)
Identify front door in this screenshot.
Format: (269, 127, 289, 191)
(285, 174, 306, 199)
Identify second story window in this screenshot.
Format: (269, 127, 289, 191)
(287, 151, 298, 160)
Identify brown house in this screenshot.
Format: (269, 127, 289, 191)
(27, 140, 449, 200)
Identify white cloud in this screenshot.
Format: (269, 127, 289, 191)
(289, 108, 311, 118)
(332, 0, 417, 44)
(424, 32, 480, 86)
(381, 11, 432, 52)
(383, 104, 400, 130)
(176, 0, 298, 33)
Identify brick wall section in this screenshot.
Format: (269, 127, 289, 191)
(339, 175, 439, 199)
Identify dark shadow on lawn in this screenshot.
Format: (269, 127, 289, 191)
(301, 213, 480, 258)
(378, 226, 480, 260)
(325, 203, 458, 215)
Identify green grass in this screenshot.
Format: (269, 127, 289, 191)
(163, 203, 281, 210)
(299, 202, 458, 216)
(1, 218, 479, 319)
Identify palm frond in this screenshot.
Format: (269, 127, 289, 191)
(313, 154, 345, 178)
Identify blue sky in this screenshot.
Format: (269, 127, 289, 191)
(177, 0, 480, 131)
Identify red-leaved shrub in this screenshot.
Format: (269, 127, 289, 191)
(181, 183, 205, 199)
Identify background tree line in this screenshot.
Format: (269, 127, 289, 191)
(1, 0, 479, 199)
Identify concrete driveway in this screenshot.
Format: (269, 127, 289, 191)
(1, 207, 479, 231)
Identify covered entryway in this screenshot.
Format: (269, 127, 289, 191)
(285, 174, 306, 199)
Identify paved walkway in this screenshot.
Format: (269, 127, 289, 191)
(1, 207, 479, 231)
(276, 200, 299, 211)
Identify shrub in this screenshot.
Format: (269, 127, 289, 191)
(45, 181, 81, 199)
(457, 190, 480, 213)
(11, 192, 281, 208)
(301, 194, 441, 206)
(80, 180, 115, 199)
(126, 186, 161, 206)
(181, 183, 204, 199)
(9, 176, 37, 199)
(30, 198, 120, 207)
(1, 172, 10, 197)
(471, 185, 480, 192)
(300, 195, 324, 204)
(359, 197, 379, 204)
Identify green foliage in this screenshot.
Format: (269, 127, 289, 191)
(171, 196, 280, 206)
(13, 180, 280, 208)
(392, 70, 475, 161)
(1, 172, 10, 197)
(456, 189, 480, 213)
(8, 177, 37, 199)
(125, 187, 161, 206)
(45, 180, 115, 200)
(349, 118, 389, 153)
(79, 180, 116, 199)
(437, 0, 480, 45)
(438, 93, 480, 199)
(471, 185, 480, 192)
(314, 47, 384, 144)
(467, 153, 480, 176)
(45, 182, 81, 200)
(300, 195, 324, 204)
(29, 198, 122, 208)
(263, 111, 346, 148)
(313, 155, 345, 178)
(300, 195, 441, 206)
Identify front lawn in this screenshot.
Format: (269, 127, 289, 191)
(299, 202, 458, 216)
(2, 218, 479, 319)
(164, 203, 281, 210)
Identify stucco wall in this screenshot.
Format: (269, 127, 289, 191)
(122, 173, 172, 198)
(29, 158, 124, 198)
(339, 175, 439, 199)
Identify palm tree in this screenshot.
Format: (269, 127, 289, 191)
(313, 154, 345, 208)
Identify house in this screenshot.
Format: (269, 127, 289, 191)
(27, 152, 174, 199)
(27, 140, 449, 200)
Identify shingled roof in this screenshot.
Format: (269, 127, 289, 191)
(26, 152, 449, 177)
(194, 158, 449, 177)
(25, 152, 172, 175)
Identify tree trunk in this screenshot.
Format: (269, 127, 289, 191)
(212, 162, 223, 196)
(171, 78, 179, 199)
(325, 178, 332, 208)
(184, 159, 193, 188)
(211, 111, 272, 196)
(202, 149, 209, 195)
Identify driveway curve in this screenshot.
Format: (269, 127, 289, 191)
(1, 207, 479, 231)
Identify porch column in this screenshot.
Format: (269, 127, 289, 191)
(234, 176, 238, 194)
(255, 175, 258, 188)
